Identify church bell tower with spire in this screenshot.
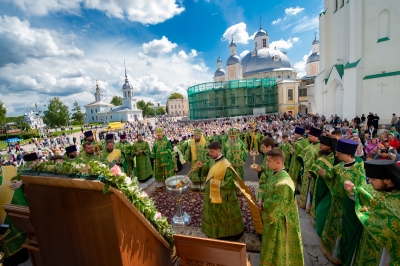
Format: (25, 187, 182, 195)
(122, 61, 136, 110)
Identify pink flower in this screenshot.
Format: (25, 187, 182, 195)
(110, 165, 122, 176)
(140, 191, 148, 198)
(154, 212, 162, 219)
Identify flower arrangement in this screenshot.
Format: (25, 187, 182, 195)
(18, 160, 175, 247)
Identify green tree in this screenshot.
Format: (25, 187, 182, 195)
(0, 101, 6, 124)
(71, 101, 84, 125)
(110, 96, 123, 106)
(156, 106, 166, 115)
(137, 100, 155, 117)
(43, 97, 70, 127)
(168, 92, 184, 100)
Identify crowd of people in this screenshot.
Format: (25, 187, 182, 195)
(1, 112, 399, 265)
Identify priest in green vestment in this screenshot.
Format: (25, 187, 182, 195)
(255, 138, 275, 210)
(185, 128, 208, 191)
(297, 127, 322, 211)
(259, 148, 304, 266)
(278, 134, 292, 169)
(100, 140, 124, 168)
(80, 130, 102, 155)
(115, 134, 134, 177)
(288, 126, 309, 186)
(219, 130, 228, 147)
(344, 160, 400, 266)
(319, 139, 366, 265)
(132, 133, 153, 182)
(76, 142, 98, 164)
(223, 128, 248, 180)
(199, 141, 244, 240)
(150, 128, 174, 189)
(63, 145, 78, 162)
(308, 136, 337, 235)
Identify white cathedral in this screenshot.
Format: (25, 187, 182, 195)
(315, 0, 399, 124)
(84, 68, 143, 123)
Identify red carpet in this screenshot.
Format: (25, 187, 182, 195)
(151, 187, 257, 234)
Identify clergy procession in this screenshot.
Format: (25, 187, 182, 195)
(1, 113, 399, 266)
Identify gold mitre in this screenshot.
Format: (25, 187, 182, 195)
(155, 128, 164, 135)
(229, 127, 238, 136)
(194, 128, 202, 136)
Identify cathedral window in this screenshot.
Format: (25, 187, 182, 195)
(96, 116, 98, 120)
(378, 10, 390, 41)
(288, 89, 293, 101)
(230, 94, 236, 105)
(128, 91, 131, 97)
(178, 104, 180, 108)
(92, 116, 94, 120)
(249, 94, 255, 104)
(299, 88, 307, 97)
(95, 109, 97, 113)
(91, 110, 93, 114)
(262, 39, 267, 47)
(175, 105, 177, 109)
(111, 115, 113, 119)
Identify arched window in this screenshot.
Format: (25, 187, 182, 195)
(128, 91, 131, 97)
(378, 10, 390, 41)
(91, 110, 93, 114)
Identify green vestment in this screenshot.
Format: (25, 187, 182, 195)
(260, 170, 304, 266)
(278, 142, 292, 170)
(288, 138, 309, 184)
(115, 141, 134, 177)
(223, 139, 248, 180)
(75, 152, 97, 164)
(0, 174, 28, 257)
(150, 137, 174, 182)
(320, 161, 367, 264)
(184, 139, 208, 184)
(132, 140, 153, 181)
(308, 152, 335, 236)
(297, 141, 320, 210)
(353, 186, 400, 265)
(99, 148, 125, 168)
(219, 134, 228, 147)
(201, 158, 244, 239)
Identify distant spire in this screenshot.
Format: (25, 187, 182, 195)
(124, 60, 127, 79)
(231, 34, 233, 43)
(96, 80, 99, 90)
(314, 30, 317, 41)
(259, 15, 262, 30)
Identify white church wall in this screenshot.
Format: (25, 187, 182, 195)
(364, 2, 400, 76)
(362, 76, 399, 124)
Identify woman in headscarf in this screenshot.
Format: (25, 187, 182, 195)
(365, 138, 380, 156)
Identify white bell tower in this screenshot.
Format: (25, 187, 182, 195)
(122, 61, 136, 110)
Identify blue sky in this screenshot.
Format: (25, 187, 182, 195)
(0, 0, 323, 116)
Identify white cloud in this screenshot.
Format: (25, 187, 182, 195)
(142, 36, 177, 57)
(272, 18, 281, 25)
(222, 22, 253, 44)
(285, 6, 305, 15)
(269, 37, 299, 50)
(292, 16, 319, 33)
(239, 50, 249, 58)
(0, 20, 212, 115)
(170, 49, 198, 63)
(293, 51, 311, 78)
(0, 16, 84, 67)
(3, 0, 185, 24)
